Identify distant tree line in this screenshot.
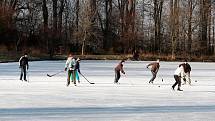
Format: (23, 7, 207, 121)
(0, 0, 215, 59)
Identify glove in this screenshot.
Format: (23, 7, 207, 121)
(64, 68, 67, 71)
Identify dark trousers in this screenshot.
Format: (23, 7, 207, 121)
(20, 66, 27, 80)
(67, 70, 76, 86)
(149, 71, 157, 83)
(114, 70, 120, 83)
(172, 75, 181, 89)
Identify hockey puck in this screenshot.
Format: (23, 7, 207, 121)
(195, 80, 197, 82)
(158, 86, 160, 87)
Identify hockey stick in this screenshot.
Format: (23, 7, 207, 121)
(26, 70, 29, 82)
(47, 70, 64, 77)
(124, 74, 133, 85)
(80, 73, 95, 84)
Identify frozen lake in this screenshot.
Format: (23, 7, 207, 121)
(0, 60, 215, 121)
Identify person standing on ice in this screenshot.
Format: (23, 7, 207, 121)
(147, 59, 160, 84)
(172, 64, 186, 91)
(65, 54, 77, 86)
(75, 58, 81, 83)
(179, 60, 192, 85)
(19, 53, 29, 81)
(114, 60, 125, 84)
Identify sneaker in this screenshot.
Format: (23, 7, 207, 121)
(177, 89, 183, 91)
(114, 82, 120, 84)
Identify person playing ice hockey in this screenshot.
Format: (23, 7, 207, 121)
(19, 53, 29, 81)
(179, 60, 192, 85)
(65, 54, 76, 86)
(75, 58, 81, 83)
(172, 64, 186, 91)
(114, 60, 125, 84)
(147, 59, 160, 84)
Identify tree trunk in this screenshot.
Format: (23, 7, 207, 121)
(82, 30, 87, 55)
(199, 0, 209, 55)
(50, 0, 58, 58)
(170, 0, 179, 59)
(187, 0, 193, 57)
(103, 0, 112, 50)
(90, 0, 96, 23)
(42, 0, 49, 52)
(58, 0, 64, 33)
(52, 0, 58, 31)
(154, 0, 163, 54)
(75, 0, 79, 31)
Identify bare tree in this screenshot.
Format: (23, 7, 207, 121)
(153, 0, 163, 54)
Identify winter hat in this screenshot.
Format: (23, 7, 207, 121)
(24, 53, 28, 57)
(156, 59, 160, 63)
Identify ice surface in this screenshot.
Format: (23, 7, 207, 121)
(0, 60, 215, 121)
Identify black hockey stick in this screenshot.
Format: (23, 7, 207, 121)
(47, 70, 64, 77)
(80, 73, 95, 84)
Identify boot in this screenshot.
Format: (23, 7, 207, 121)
(172, 86, 175, 91)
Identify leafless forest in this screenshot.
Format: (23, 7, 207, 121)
(0, 0, 215, 59)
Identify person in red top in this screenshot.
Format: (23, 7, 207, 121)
(114, 60, 125, 84)
(147, 59, 160, 84)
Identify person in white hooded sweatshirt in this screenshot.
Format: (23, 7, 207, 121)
(65, 54, 76, 86)
(172, 64, 185, 91)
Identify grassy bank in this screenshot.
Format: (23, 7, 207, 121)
(1, 53, 215, 63)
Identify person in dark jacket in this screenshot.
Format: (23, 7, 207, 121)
(147, 59, 160, 84)
(179, 60, 192, 85)
(75, 58, 81, 83)
(19, 53, 29, 81)
(114, 60, 125, 84)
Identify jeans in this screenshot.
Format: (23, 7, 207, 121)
(149, 71, 157, 83)
(67, 70, 76, 86)
(114, 70, 120, 83)
(172, 75, 182, 90)
(20, 66, 27, 81)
